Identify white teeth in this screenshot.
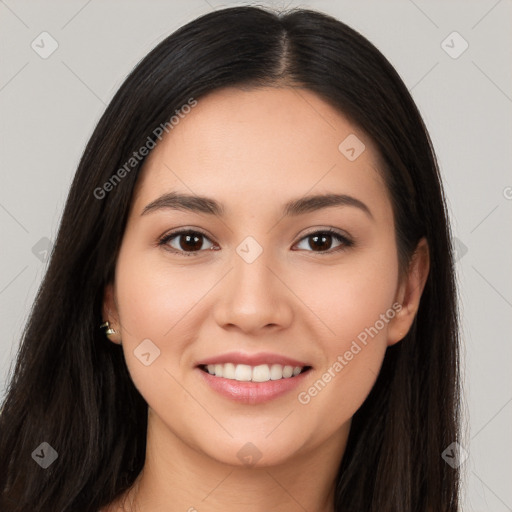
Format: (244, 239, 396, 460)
(214, 364, 224, 377)
(252, 364, 270, 382)
(234, 364, 252, 381)
(223, 363, 236, 380)
(282, 366, 293, 378)
(203, 363, 305, 382)
(270, 364, 283, 380)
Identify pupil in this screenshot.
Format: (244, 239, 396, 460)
(310, 233, 331, 251)
(181, 234, 202, 251)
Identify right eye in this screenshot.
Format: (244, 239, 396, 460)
(158, 229, 216, 256)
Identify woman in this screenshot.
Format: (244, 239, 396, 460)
(0, 5, 461, 511)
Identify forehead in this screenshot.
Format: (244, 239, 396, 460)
(132, 86, 390, 221)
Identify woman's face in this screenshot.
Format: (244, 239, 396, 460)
(104, 86, 423, 467)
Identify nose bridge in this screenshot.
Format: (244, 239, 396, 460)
(213, 242, 293, 332)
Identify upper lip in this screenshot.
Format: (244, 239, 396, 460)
(195, 351, 311, 368)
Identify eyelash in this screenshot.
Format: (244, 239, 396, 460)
(157, 228, 354, 257)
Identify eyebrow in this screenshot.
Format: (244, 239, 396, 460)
(141, 191, 373, 220)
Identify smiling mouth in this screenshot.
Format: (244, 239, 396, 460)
(199, 363, 312, 383)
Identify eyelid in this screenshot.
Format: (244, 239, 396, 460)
(299, 226, 351, 241)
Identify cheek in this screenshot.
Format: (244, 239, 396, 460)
(112, 246, 206, 395)
(301, 245, 399, 348)
(292, 247, 398, 425)
(114, 239, 208, 341)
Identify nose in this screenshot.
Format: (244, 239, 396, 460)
(213, 252, 294, 335)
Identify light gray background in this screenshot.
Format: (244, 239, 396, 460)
(1, 0, 511, 509)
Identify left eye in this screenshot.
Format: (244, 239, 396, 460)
(294, 230, 352, 253)
(159, 229, 352, 256)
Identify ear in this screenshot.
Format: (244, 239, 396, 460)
(387, 237, 430, 346)
(102, 282, 122, 345)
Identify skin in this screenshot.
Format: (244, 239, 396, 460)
(102, 86, 429, 512)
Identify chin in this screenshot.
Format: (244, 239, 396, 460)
(195, 430, 309, 469)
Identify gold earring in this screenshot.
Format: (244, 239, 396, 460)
(100, 321, 118, 337)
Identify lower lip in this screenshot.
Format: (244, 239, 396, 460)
(197, 367, 311, 405)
